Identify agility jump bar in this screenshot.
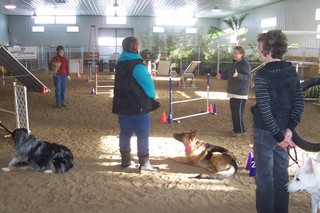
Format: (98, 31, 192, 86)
(168, 73, 211, 123)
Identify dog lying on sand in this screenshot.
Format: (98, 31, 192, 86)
(285, 153, 320, 213)
(173, 130, 237, 179)
(2, 128, 74, 174)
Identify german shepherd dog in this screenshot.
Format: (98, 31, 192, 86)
(2, 127, 74, 174)
(173, 130, 238, 179)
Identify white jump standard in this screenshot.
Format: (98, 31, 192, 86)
(168, 73, 212, 123)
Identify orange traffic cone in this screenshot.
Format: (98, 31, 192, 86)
(41, 86, 47, 94)
(208, 103, 213, 113)
(77, 72, 82, 78)
(160, 111, 167, 123)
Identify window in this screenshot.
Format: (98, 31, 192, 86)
(32, 26, 45, 32)
(316, 8, 320, 21)
(106, 17, 126, 25)
(66, 26, 79, 32)
(56, 16, 76, 24)
(153, 27, 164, 33)
(33, 16, 76, 24)
(261, 17, 277, 28)
(317, 25, 320, 39)
(156, 17, 196, 26)
(34, 16, 55, 24)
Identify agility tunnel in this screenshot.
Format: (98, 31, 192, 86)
(293, 76, 320, 152)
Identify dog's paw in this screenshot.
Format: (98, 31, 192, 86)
(43, 170, 53, 174)
(2, 167, 11, 172)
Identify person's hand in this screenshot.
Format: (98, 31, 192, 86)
(284, 128, 293, 140)
(278, 140, 290, 151)
(278, 129, 296, 152)
(232, 69, 238, 77)
(278, 139, 296, 151)
(216, 73, 221, 80)
(68, 76, 71, 81)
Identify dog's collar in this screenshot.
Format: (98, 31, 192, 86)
(185, 140, 200, 153)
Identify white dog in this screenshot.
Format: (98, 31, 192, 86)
(285, 153, 320, 213)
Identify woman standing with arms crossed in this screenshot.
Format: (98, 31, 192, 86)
(216, 46, 251, 137)
(112, 36, 159, 173)
(251, 29, 304, 213)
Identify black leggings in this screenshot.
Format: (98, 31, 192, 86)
(230, 98, 246, 133)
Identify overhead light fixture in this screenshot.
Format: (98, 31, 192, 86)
(212, 6, 221, 13)
(5, 0, 16, 10)
(31, 10, 37, 18)
(192, 12, 196, 19)
(113, 0, 119, 7)
(114, 10, 118, 17)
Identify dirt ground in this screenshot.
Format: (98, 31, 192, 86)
(0, 70, 319, 213)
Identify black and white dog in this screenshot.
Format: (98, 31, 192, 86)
(2, 128, 74, 173)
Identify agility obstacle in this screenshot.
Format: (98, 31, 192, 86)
(0, 46, 49, 92)
(91, 66, 114, 95)
(167, 73, 212, 123)
(0, 83, 29, 132)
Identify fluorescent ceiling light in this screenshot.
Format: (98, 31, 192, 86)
(5, 2, 16, 10)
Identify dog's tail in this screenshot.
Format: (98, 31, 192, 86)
(194, 165, 237, 180)
(52, 151, 74, 173)
(194, 157, 238, 180)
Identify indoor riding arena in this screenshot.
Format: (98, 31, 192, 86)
(0, 0, 319, 212)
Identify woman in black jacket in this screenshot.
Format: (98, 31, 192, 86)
(252, 29, 304, 213)
(216, 46, 251, 137)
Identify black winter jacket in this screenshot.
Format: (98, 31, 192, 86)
(251, 61, 304, 142)
(112, 59, 155, 115)
(226, 59, 251, 96)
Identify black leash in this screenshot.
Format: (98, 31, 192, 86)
(0, 121, 13, 134)
(288, 147, 300, 167)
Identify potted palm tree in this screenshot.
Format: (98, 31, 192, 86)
(98, 58, 106, 72)
(208, 13, 249, 45)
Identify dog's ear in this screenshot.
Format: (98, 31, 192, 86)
(316, 153, 320, 163)
(190, 130, 197, 140)
(303, 157, 314, 174)
(190, 129, 197, 135)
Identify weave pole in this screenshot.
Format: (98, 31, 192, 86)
(168, 73, 211, 123)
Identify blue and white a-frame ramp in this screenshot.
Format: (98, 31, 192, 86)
(0, 46, 49, 92)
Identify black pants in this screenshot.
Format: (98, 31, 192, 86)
(230, 98, 246, 133)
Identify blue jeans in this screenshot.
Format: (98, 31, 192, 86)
(118, 113, 150, 157)
(54, 75, 68, 106)
(253, 129, 289, 213)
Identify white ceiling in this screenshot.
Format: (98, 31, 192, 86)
(0, 0, 284, 18)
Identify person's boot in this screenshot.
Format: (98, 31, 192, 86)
(120, 151, 131, 168)
(138, 155, 158, 173)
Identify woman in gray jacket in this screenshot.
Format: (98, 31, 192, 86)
(216, 46, 251, 137)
